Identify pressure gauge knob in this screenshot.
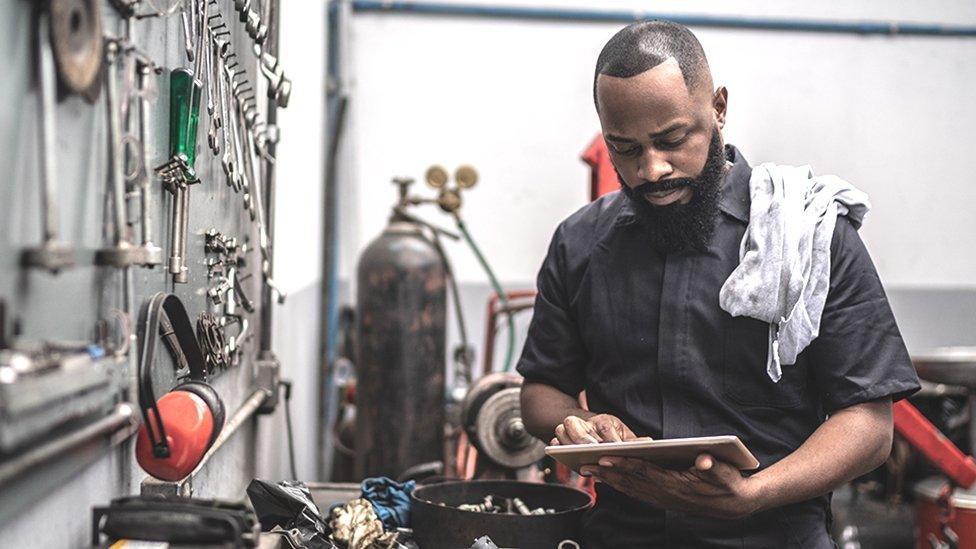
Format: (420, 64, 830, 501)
(437, 189, 462, 213)
(455, 165, 478, 189)
(425, 165, 449, 189)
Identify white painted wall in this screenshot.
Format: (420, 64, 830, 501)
(337, 0, 976, 290)
(273, 1, 326, 294)
(262, 0, 328, 480)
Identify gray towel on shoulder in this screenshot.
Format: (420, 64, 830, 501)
(718, 163, 871, 382)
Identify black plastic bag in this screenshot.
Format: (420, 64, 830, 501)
(247, 479, 336, 549)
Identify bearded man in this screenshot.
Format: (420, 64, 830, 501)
(518, 20, 920, 548)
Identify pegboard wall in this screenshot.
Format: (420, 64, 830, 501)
(0, 0, 289, 530)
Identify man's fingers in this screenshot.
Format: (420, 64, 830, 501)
(589, 465, 664, 506)
(692, 453, 720, 483)
(554, 424, 575, 446)
(695, 453, 714, 471)
(564, 416, 601, 444)
(603, 457, 666, 482)
(618, 422, 640, 441)
(691, 453, 740, 487)
(555, 414, 645, 446)
(595, 419, 623, 442)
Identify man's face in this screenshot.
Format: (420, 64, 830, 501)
(596, 60, 729, 251)
(596, 59, 726, 201)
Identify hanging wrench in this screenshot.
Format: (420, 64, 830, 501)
(227, 71, 251, 206)
(205, 29, 222, 155)
(233, 94, 255, 221)
(218, 53, 243, 192)
(179, 0, 195, 63)
(243, 114, 285, 303)
(95, 39, 142, 268)
(22, 10, 75, 272)
(257, 49, 291, 108)
(134, 58, 163, 266)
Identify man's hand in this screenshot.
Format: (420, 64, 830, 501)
(580, 453, 765, 520)
(550, 414, 643, 445)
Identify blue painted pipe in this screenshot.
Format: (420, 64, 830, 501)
(347, 0, 976, 37)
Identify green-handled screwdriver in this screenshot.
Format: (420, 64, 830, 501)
(167, 68, 203, 181)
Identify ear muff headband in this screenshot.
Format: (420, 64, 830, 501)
(137, 293, 211, 458)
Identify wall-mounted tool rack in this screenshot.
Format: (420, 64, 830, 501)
(0, 0, 289, 507)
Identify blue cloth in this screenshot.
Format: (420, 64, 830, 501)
(360, 477, 416, 530)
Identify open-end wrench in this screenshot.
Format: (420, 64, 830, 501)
(226, 71, 250, 202)
(217, 58, 238, 191)
(205, 30, 222, 155)
(232, 94, 255, 220)
(256, 49, 290, 108)
(22, 11, 75, 272)
(223, 67, 244, 193)
(216, 47, 236, 181)
(179, 1, 194, 63)
(242, 114, 284, 304)
(193, 0, 206, 81)
(215, 50, 241, 189)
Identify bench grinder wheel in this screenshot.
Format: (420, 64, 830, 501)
(462, 373, 545, 469)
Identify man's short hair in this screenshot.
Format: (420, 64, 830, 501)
(594, 20, 711, 108)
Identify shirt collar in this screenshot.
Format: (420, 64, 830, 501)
(613, 144, 752, 226)
(718, 144, 751, 223)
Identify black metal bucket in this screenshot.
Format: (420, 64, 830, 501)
(410, 480, 593, 549)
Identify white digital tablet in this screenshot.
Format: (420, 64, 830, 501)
(545, 435, 760, 472)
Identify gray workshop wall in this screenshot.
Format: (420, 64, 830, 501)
(0, 1, 326, 547)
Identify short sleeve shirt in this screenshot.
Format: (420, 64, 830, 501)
(516, 145, 920, 548)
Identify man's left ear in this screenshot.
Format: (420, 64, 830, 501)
(713, 87, 728, 130)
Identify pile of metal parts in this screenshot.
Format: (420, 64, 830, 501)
(455, 494, 556, 516)
(411, 480, 592, 548)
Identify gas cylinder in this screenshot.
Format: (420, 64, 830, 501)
(355, 215, 446, 479)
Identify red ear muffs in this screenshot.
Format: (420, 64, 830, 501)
(135, 390, 215, 481)
(175, 380, 226, 447)
(135, 293, 226, 482)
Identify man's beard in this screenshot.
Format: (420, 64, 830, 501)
(618, 129, 726, 253)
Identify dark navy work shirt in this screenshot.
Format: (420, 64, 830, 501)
(517, 145, 920, 548)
